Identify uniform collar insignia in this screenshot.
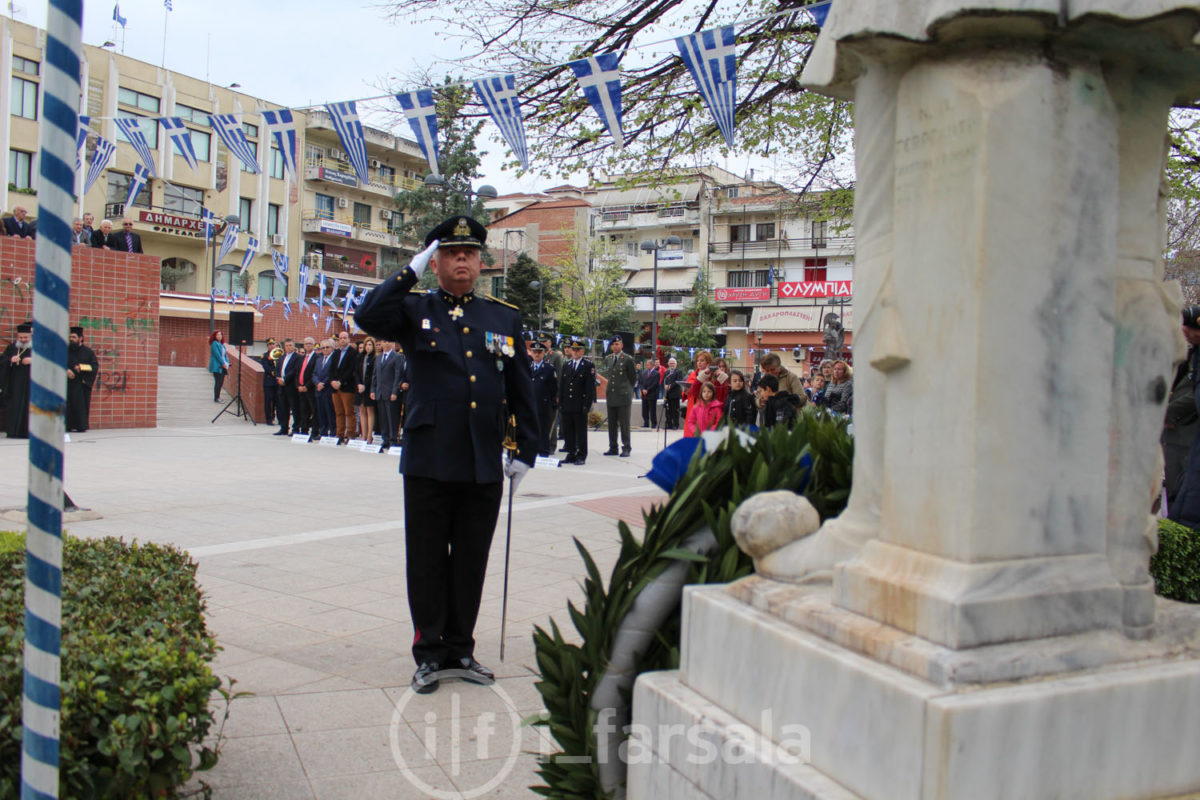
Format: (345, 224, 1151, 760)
(439, 289, 475, 305)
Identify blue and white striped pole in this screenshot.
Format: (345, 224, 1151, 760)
(23, 0, 82, 797)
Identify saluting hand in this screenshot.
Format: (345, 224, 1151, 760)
(409, 239, 439, 278)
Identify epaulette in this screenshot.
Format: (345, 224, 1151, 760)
(484, 294, 519, 310)
(410, 288, 429, 294)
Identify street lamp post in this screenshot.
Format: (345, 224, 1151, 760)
(208, 213, 241, 333)
(423, 173, 498, 215)
(529, 278, 544, 334)
(639, 235, 682, 368)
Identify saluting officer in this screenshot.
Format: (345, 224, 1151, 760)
(355, 215, 538, 695)
(558, 338, 596, 465)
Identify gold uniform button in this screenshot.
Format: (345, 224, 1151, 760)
(470, 401, 477, 409)
(466, 350, 473, 358)
(470, 375, 477, 383)
(430, 341, 437, 347)
(463, 326, 470, 333)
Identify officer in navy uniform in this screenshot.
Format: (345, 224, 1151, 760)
(528, 341, 559, 457)
(558, 338, 596, 465)
(355, 215, 538, 695)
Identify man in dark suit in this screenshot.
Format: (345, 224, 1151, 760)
(355, 215, 538, 696)
(91, 219, 111, 248)
(258, 340, 279, 428)
(328, 329, 358, 444)
(70, 218, 91, 245)
(529, 341, 559, 457)
(313, 339, 336, 439)
(273, 338, 300, 435)
(639, 358, 661, 429)
(4, 206, 35, 238)
(294, 337, 319, 437)
(662, 357, 684, 430)
(559, 338, 596, 465)
(371, 338, 404, 450)
(107, 217, 143, 253)
(81, 212, 96, 245)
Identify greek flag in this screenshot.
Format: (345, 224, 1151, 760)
(240, 235, 259, 274)
(164, 0, 172, 9)
(395, 90, 440, 177)
(200, 207, 217, 238)
(113, 3, 126, 26)
(125, 163, 151, 209)
(675, 25, 738, 148)
(283, 298, 291, 320)
(75, 115, 91, 171)
(317, 271, 327, 308)
(272, 249, 289, 288)
(806, 0, 832, 26)
(84, 136, 115, 195)
(115, 116, 158, 176)
(297, 264, 309, 310)
(217, 222, 240, 264)
(159, 117, 198, 169)
(330, 277, 342, 306)
(261, 109, 298, 180)
(567, 53, 625, 150)
(474, 75, 529, 170)
(324, 101, 370, 183)
(209, 113, 261, 173)
(343, 286, 355, 318)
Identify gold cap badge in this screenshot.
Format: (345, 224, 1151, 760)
(454, 218, 472, 238)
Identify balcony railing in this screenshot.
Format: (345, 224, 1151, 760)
(304, 157, 422, 195)
(708, 235, 855, 254)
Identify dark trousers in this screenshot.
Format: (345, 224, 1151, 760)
(317, 391, 335, 436)
(641, 395, 658, 428)
(561, 409, 588, 460)
(297, 389, 317, 434)
(665, 396, 681, 429)
(212, 370, 225, 402)
(607, 403, 631, 451)
(277, 385, 297, 432)
(404, 476, 503, 666)
(537, 404, 555, 456)
(262, 385, 278, 427)
(378, 395, 400, 445)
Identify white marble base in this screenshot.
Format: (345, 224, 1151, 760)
(629, 585, 1200, 800)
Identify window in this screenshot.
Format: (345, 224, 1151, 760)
(12, 56, 39, 76)
(353, 202, 372, 226)
(727, 270, 770, 288)
(118, 87, 160, 113)
(804, 257, 828, 282)
(377, 164, 395, 184)
(756, 223, 776, 241)
(679, 237, 695, 252)
(491, 276, 505, 297)
(214, 265, 237, 295)
(625, 242, 639, 257)
(267, 203, 281, 238)
(174, 104, 211, 127)
(115, 110, 159, 148)
(10, 77, 37, 120)
(268, 147, 285, 180)
(242, 122, 258, 140)
(239, 139, 258, 173)
(172, 129, 210, 163)
(305, 144, 324, 164)
(315, 194, 335, 219)
(730, 224, 750, 243)
(725, 187, 739, 198)
(239, 198, 254, 232)
(257, 269, 286, 298)
(811, 220, 828, 248)
(106, 172, 151, 209)
(163, 183, 204, 216)
(8, 150, 33, 190)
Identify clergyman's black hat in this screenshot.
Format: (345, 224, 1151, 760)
(16, 322, 32, 333)
(70, 326, 84, 337)
(426, 216, 487, 249)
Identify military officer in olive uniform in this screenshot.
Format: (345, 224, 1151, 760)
(600, 334, 637, 457)
(355, 216, 539, 695)
(558, 338, 596, 465)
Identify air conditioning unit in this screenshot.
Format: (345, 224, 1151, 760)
(330, 149, 346, 162)
(369, 159, 382, 169)
(379, 209, 392, 220)
(730, 313, 750, 327)
(271, 234, 285, 246)
(337, 197, 349, 208)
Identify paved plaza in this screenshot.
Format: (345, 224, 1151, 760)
(0, 367, 674, 799)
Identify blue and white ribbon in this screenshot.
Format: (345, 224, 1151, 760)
(395, 90, 440, 177)
(567, 53, 625, 150)
(24, 0, 82, 795)
(209, 113, 261, 173)
(124, 162, 151, 209)
(675, 26, 738, 148)
(324, 101, 370, 183)
(261, 109, 298, 180)
(115, 116, 158, 176)
(240, 235, 258, 274)
(473, 75, 529, 170)
(217, 222, 239, 264)
(159, 117, 198, 169)
(83, 136, 115, 196)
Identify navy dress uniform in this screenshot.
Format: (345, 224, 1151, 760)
(558, 339, 596, 465)
(529, 342, 559, 457)
(355, 215, 538, 693)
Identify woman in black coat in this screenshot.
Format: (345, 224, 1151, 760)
(356, 337, 377, 441)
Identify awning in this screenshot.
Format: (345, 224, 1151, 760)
(593, 182, 702, 209)
(159, 296, 264, 321)
(624, 270, 697, 291)
(749, 304, 854, 332)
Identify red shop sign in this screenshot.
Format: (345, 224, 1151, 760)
(778, 280, 852, 299)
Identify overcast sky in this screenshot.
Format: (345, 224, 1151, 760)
(13, 0, 776, 194)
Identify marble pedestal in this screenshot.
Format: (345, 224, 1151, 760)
(628, 579, 1200, 800)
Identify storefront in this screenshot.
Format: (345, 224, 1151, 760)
(748, 301, 854, 370)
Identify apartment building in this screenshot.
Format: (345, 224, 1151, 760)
(485, 189, 591, 298)
(299, 110, 427, 297)
(708, 184, 855, 369)
(0, 17, 300, 311)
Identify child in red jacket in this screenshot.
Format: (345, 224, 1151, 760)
(685, 381, 724, 436)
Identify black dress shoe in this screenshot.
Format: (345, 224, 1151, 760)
(620, 448, 631, 457)
(603, 449, 619, 456)
(273, 430, 289, 436)
(412, 662, 441, 694)
(572, 457, 586, 466)
(445, 656, 495, 685)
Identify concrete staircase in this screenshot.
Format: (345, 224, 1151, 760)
(156, 365, 240, 429)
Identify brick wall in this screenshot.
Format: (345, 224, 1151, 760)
(159, 301, 353, 369)
(0, 238, 160, 429)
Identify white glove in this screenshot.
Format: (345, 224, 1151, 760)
(409, 239, 439, 278)
(504, 458, 531, 491)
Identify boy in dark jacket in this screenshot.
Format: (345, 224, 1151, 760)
(756, 374, 802, 429)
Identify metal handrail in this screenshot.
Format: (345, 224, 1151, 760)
(708, 235, 855, 254)
(304, 157, 422, 192)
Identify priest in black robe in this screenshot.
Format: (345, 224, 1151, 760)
(66, 326, 99, 432)
(1, 322, 33, 438)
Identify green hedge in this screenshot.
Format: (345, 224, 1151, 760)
(0, 535, 225, 798)
(1153, 520, 1200, 603)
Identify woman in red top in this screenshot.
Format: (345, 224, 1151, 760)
(685, 350, 731, 408)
